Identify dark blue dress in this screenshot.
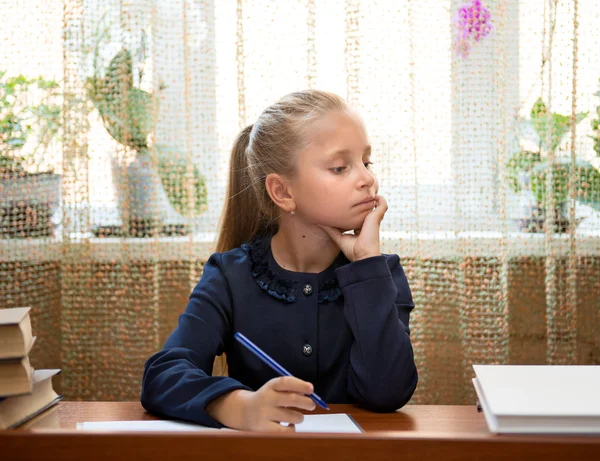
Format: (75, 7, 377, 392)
(141, 234, 418, 427)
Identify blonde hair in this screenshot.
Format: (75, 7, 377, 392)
(215, 89, 348, 253)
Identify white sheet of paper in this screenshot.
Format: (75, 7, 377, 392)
(76, 420, 225, 432)
(295, 414, 362, 433)
(77, 413, 361, 434)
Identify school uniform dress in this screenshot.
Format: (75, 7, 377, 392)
(141, 233, 418, 427)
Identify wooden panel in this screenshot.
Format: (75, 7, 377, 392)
(2, 257, 599, 403)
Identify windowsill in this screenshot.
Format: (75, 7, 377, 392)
(1, 230, 599, 262)
(1, 198, 598, 261)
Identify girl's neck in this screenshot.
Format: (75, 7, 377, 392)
(270, 217, 340, 274)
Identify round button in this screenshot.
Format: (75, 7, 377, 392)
(302, 344, 313, 356)
(302, 284, 313, 296)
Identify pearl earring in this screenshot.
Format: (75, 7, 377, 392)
(290, 210, 295, 215)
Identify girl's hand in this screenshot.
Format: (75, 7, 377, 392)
(319, 194, 388, 262)
(209, 376, 316, 432)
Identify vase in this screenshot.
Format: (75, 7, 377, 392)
(0, 172, 61, 238)
(110, 154, 186, 237)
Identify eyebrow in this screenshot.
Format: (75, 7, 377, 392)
(326, 145, 372, 158)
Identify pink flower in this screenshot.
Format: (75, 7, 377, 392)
(454, 0, 493, 58)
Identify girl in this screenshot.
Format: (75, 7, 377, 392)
(141, 90, 418, 431)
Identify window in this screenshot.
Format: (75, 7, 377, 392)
(1, 0, 598, 237)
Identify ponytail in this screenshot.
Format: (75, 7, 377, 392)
(216, 125, 271, 252)
(214, 126, 258, 376)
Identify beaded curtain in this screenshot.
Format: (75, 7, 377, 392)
(0, 0, 598, 404)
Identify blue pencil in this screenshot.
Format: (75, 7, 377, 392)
(234, 332, 329, 410)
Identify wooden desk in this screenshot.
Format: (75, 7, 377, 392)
(2, 402, 599, 461)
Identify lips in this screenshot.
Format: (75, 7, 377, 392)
(354, 197, 375, 207)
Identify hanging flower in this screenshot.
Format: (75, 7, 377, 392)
(454, 0, 493, 58)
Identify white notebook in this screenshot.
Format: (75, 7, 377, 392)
(473, 365, 600, 434)
(77, 413, 362, 433)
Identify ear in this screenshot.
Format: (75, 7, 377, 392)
(265, 173, 295, 213)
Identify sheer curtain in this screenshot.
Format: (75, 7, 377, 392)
(0, 0, 598, 403)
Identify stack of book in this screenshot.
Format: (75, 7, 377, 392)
(0, 307, 61, 429)
(473, 364, 600, 434)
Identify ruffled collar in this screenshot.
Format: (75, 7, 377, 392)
(241, 234, 346, 304)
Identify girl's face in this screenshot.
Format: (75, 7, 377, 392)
(291, 110, 378, 232)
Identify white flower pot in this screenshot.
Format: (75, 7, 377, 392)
(0, 172, 61, 238)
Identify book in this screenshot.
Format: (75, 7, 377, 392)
(0, 307, 35, 360)
(473, 364, 600, 434)
(20, 404, 60, 430)
(0, 369, 62, 429)
(0, 355, 33, 397)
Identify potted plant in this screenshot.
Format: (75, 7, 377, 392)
(508, 98, 600, 232)
(0, 71, 62, 238)
(86, 45, 207, 237)
(529, 157, 600, 232)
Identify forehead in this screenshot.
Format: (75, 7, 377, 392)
(307, 110, 368, 151)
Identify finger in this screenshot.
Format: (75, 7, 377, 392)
(252, 421, 296, 432)
(262, 422, 296, 433)
(270, 376, 314, 395)
(372, 195, 388, 221)
(270, 407, 305, 425)
(374, 194, 388, 211)
(276, 392, 316, 411)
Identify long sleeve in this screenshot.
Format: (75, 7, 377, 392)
(140, 253, 251, 427)
(335, 255, 418, 412)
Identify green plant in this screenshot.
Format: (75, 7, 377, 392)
(0, 71, 61, 175)
(591, 79, 600, 157)
(86, 47, 207, 218)
(506, 150, 540, 194)
(86, 48, 153, 151)
(530, 98, 587, 153)
(508, 98, 600, 213)
(530, 158, 600, 211)
(155, 145, 208, 217)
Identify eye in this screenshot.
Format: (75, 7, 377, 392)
(330, 166, 347, 174)
(364, 162, 373, 169)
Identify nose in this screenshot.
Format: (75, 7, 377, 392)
(357, 164, 376, 190)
